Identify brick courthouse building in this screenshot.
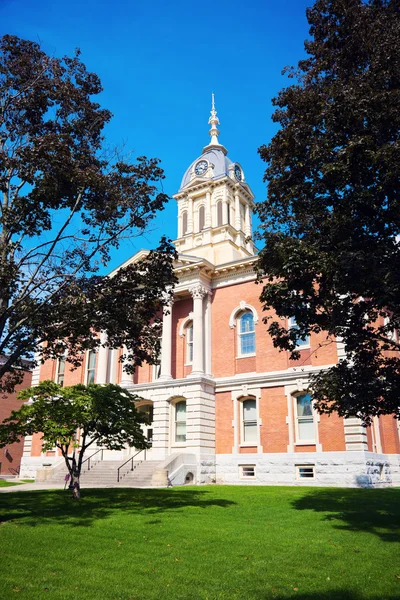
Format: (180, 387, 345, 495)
(20, 101, 400, 487)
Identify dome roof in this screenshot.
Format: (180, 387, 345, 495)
(179, 148, 234, 191)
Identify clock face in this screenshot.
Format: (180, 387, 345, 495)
(194, 160, 208, 176)
(234, 165, 242, 181)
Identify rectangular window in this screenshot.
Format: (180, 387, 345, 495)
(186, 324, 193, 364)
(175, 401, 187, 443)
(296, 465, 315, 479)
(239, 313, 255, 356)
(86, 350, 96, 384)
(295, 393, 315, 442)
(242, 399, 258, 444)
(288, 316, 310, 348)
(240, 465, 256, 478)
(56, 358, 65, 387)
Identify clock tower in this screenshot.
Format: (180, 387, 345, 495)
(173, 96, 256, 265)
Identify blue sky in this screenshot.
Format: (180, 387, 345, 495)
(1, 0, 312, 270)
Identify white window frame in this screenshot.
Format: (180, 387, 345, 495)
(185, 322, 193, 365)
(296, 464, 315, 480)
(173, 399, 187, 444)
(86, 349, 97, 384)
(55, 356, 66, 387)
(240, 398, 258, 445)
(239, 464, 256, 479)
(237, 312, 256, 358)
(288, 316, 310, 349)
(294, 393, 316, 445)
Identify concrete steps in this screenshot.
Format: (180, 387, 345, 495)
(47, 459, 161, 487)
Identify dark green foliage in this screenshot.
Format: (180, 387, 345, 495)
(0, 35, 176, 391)
(257, 0, 400, 423)
(0, 381, 149, 497)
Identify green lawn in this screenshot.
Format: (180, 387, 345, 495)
(0, 479, 35, 487)
(0, 486, 399, 600)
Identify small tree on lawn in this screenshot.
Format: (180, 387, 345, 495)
(257, 0, 400, 423)
(0, 380, 149, 499)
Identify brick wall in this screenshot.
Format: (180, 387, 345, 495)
(0, 369, 32, 473)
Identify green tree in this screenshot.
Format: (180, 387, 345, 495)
(257, 0, 400, 423)
(0, 35, 176, 392)
(0, 381, 149, 498)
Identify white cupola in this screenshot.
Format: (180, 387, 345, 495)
(173, 95, 256, 265)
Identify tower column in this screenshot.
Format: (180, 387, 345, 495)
(205, 191, 212, 227)
(245, 204, 251, 236)
(188, 197, 194, 233)
(159, 297, 174, 380)
(189, 284, 208, 376)
(95, 331, 108, 384)
(235, 192, 241, 230)
(120, 345, 134, 387)
(222, 189, 228, 224)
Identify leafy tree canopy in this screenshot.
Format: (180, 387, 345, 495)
(0, 35, 176, 392)
(257, 0, 400, 423)
(0, 380, 149, 498)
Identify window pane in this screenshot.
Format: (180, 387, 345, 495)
(241, 332, 255, 354)
(182, 211, 188, 235)
(244, 422, 257, 443)
(176, 401, 186, 421)
(88, 351, 96, 370)
(297, 394, 312, 416)
(298, 418, 315, 440)
(176, 422, 186, 442)
(199, 206, 205, 231)
(240, 312, 254, 333)
(58, 359, 65, 375)
(243, 399, 257, 420)
(87, 370, 95, 384)
(217, 202, 222, 226)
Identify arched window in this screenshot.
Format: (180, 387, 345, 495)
(182, 211, 188, 235)
(175, 400, 187, 443)
(295, 393, 315, 442)
(186, 321, 193, 364)
(238, 312, 255, 356)
(217, 201, 222, 226)
(242, 398, 257, 443)
(199, 205, 205, 231)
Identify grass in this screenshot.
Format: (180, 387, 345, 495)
(0, 486, 399, 600)
(0, 479, 35, 487)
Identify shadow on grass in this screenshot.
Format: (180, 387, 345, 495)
(292, 487, 400, 542)
(267, 593, 400, 600)
(0, 487, 235, 527)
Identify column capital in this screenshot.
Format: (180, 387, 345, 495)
(189, 284, 209, 300)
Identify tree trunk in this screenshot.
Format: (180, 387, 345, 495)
(70, 471, 81, 500)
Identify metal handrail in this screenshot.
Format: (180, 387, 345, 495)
(82, 448, 104, 471)
(117, 449, 146, 482)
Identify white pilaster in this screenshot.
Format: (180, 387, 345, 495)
(188, 197, 194, 233)
(205, 291, 212, 376)
(235, 192, 241, 230)
(120, 345, 134, 387)
(189, 284, 208, 376)
(159, 298, 174, 381)
(245, 203, 251, 236)
(96, 331, 108, 384)
(205, 191, 212, 227)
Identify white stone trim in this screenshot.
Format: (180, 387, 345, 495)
(179, 312, 194, 338)
(231, 387, 262, 453)
(229, 301, 259, 329)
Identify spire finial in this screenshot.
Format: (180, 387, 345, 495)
(208, 92, 220, 146)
